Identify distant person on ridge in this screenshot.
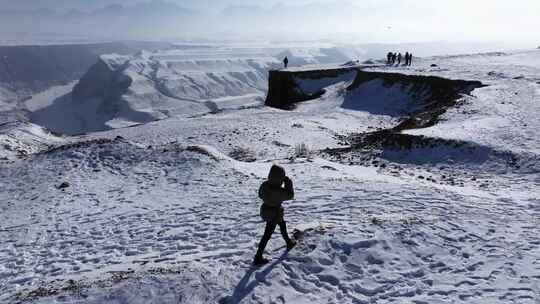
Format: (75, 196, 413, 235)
(405, 52, 410, 65)
(283, 56, 289, 69)
(408, 53, 413, 66)
(387, 52, 393, 65)
(397, 53, 402, 65)
(392, 53, 397, 65)
(253, 165, 296, 266)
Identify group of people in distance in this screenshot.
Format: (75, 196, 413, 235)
(387, 52, 413, 66)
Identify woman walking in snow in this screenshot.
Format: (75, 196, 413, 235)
(253, 165, 296, 266)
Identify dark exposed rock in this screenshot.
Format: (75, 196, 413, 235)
(265, 67, 358, 109)
(57, 182, 70, 189)
(272, 140, 290, 147)
(44, 138, 116, 154)
(228, 146, 257, 162)
(346, 131, 468, 150)
(72, 57, 132, 102)
(321, 165, 338, 171)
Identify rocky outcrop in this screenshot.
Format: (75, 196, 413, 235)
(265, 67, 484, 132)
(72, 56, 132, 102)
(265, 67, 358, 109)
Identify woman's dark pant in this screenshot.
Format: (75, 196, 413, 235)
(255, 221, 291, 257)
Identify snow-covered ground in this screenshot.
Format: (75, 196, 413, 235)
(0, 49, 539, 303)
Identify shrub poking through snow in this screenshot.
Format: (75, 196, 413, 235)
(294, 143, 313, 159)
(371, 217, 384, 226)
(228, 146, 257, 162)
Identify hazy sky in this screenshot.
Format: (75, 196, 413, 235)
(2, 0, 538, 13)
(0, 0, 305, 10)
(0, 0, 538, 45)
(0, 0, 319, 11)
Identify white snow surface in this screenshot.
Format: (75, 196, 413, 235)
(0, 121, 65, 160)
(0, 49, 539, 303)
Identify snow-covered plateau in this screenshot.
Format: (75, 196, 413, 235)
(0, 46, 539, 303)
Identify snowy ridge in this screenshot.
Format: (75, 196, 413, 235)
(29, 50, 281, 135)
(1, 43, 373, 135)
(0, 42, 170, 126)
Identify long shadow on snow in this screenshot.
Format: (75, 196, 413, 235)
(341, 72, 484, 118)
(341, 78, 420, 117)
(324, 131, 539, 173)
(220, 251, 289, 304)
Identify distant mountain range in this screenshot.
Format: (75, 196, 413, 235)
(0, 1, 199, 40)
